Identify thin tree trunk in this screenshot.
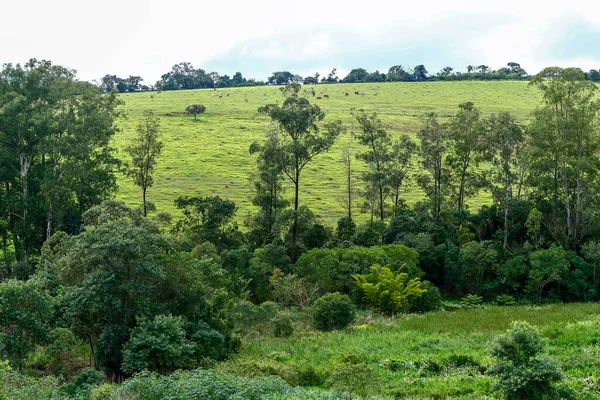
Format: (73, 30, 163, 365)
(291, 164, 299, 264)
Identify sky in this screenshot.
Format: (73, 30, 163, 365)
(2, 0, 600, 85)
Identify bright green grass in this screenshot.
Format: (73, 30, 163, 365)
(225, 303, 600, 399)
(114, 81, 542, 225)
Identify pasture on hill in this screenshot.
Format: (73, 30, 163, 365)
(224, 303, 600, 399)
(114, 81, 542, 224)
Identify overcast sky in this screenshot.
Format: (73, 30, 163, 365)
(2, 0, 599, 84)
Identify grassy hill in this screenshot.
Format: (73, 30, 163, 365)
(222, 303, 600, 399)
(114, 81, 542, 225)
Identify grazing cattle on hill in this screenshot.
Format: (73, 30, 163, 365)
(324, 94, 329, 99)
(150, 95, 154, 98)
(373, 92, 378, 96)
(219, 95, 223, 98)
(211, 94, 215, 97)
(354, 91, 359, 95)
(244, 98, 248, 102)
(345, 92, 349, 96)
(317, 96, 322, 100)
(157, 91, 161, 94)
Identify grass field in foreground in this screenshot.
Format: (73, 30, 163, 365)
(224, 303, 600, 399)
(114, 81, 542, 225)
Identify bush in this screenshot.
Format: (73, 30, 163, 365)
(258, 301, 281, 323)
(122, 315, 194, 374)
(90, 383, 117, 400)
(271, 311, 295, 337)
(311, 293, 356, 331)
(460, 293, 483, 307)
(189, 323, 226, 360)
(409, 280, 442, 313)
(489, 321, 563, 399)
(327, 362, 374, 397)
(353, 264, 426, 314)
(73, 368, 105, 394)
(496, 294, 516, 306)
(231, 300, 260, 330)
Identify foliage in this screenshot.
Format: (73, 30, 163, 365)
(0, 278, 51, 370)
(460, 294, 484, 307)
(185, 104, 206, 119)
(496, 294, 516, 306)
(124, 110, 163, 217)
(295, 245, 421, 295)
(354, 264, 427, 314)
(118, 369, 292, 400)
(311, 293, 356, 331)
(410, 280, 442, 313)
(489, 321, 563, 399)
(271, 310, 295, 338)
(122, 314, 194, 374)
(270, 268, 319, 308)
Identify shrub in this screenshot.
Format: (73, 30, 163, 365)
(327, 362, 374, 397)
(496, 294, 516, 306)
(460, 293, 483, 307)
(311, 293, 356, 331)
(410, 280, 442, 313)
(231, 300, 260, 330)
(489, 321, 563, 399)
(271, 311, 295, 337)
(90, 383, 117, 400)
(122, 314, 194, 374)
(258, 301, 281, 323)
(353, 264, 426, 314)
(189, 322, 226, 360)
(74, 368, 105, 394)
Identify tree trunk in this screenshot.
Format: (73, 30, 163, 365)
(143, 186, 147, 217)
(291, 165, 299, 264)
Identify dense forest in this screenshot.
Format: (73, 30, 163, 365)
(100, 61, 600, 93)
(2, 59, 600, 398)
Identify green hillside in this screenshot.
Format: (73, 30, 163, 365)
(114, 81, 541, 223)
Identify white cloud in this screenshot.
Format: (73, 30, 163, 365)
(2, 0, 600, 83)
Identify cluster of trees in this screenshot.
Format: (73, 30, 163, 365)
(100, 62, 600, 93)
(156, 62, 263, 91)
(3, 59, 600, 386)
(100, 75, 149, 93)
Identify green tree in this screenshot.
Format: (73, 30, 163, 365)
(457, 240, 498, 294)
(185, 104, 206, 120)
(0, 279, 51, 370)
(248, 129, 289, 247)
(0, 59, 122, 264)
(529, 67, 600, 248)
(258, 84, 343, 262)
(528, 245, 569, 302)
(355, 111, 392, 221)
(387, 135, 417, 208)
(125, 110, 163, 217)
(446, 102, 486, 211)
(122, 315, 194, 374)
(486, 112, 526, 248)
(417, 113, 450, 219)
(174, 195, 239, 248)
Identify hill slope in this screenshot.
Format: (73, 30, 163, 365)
(114, 81, 541, 223)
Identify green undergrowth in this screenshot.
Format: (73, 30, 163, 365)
(221, 303, 600, 399)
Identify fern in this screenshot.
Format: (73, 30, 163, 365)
(353, 264, 427, 314)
